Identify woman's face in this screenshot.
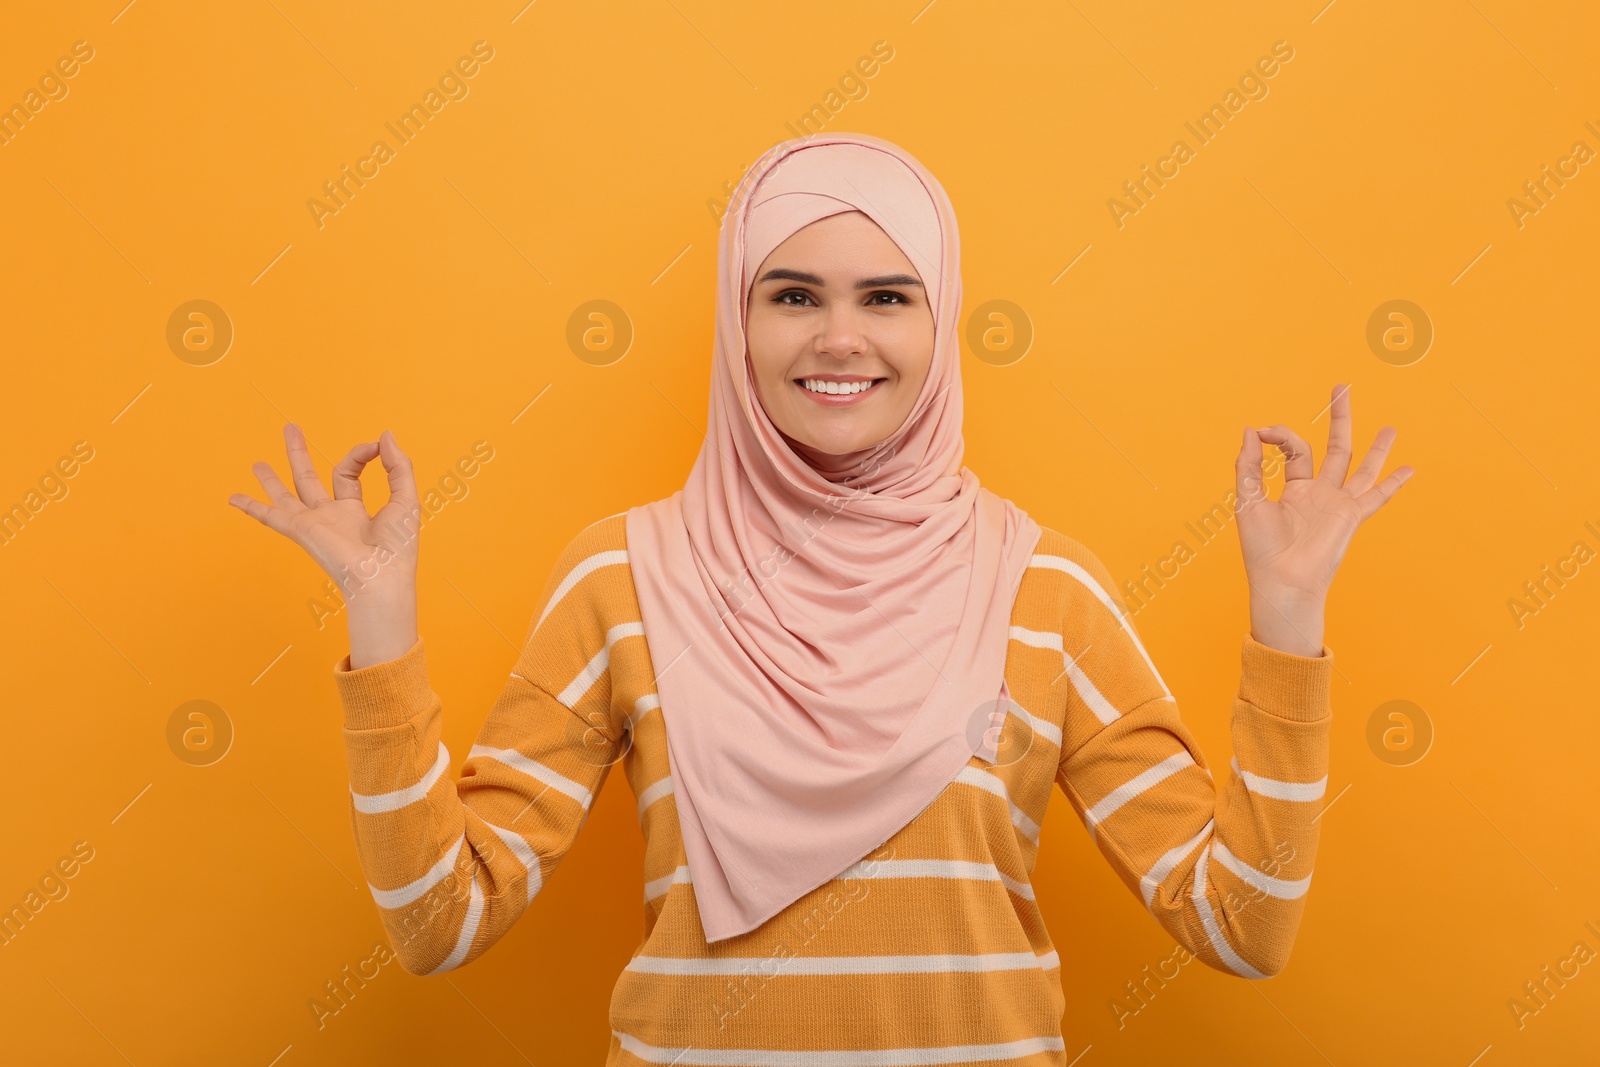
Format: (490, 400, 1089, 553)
(744, 210, 935, 460)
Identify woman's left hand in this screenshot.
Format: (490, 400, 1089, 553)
(1236, 383, 1414, 656)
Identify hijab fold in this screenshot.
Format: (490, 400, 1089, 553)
(624, 131, 1042, 943)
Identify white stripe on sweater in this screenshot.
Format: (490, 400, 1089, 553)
(953, 766, 1040, 843)
(643, 865, 691, 902)
(484, 821, 543, 906)
(350, 740, 448, 814)
(557, 621, 645, 707)
(612, 1032, 1067, 1066)
(642, 859, 1038, 904)
(999, 686, 1063, 748)
(1191, 841, 1270, 979)
(629, 692, 660, 733)
(1010, 624, 1125, 726)
(625, 949, 1060, 976)
(837, 857, 1037, 901)
(426, 871, 485, 975)
(467, 744, 592, 811)
(369, 833, 465, 909)
(533, 548, 628, 633)
(635, 776, 673, 821)
(1140, 819, 1213, 910)
(1084, 751, 1196, 841)
(1211, 839, 1312, 899)
(1230, 755, 1327, 801)
(1028, 552, 1173, 701)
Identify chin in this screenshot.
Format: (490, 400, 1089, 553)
(792, 425, 884, 457)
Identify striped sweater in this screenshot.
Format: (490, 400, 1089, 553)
(332, 512, 1333, 1065)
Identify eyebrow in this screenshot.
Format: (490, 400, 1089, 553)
(756, 268, 924, 290)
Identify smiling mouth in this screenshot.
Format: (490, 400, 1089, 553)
(793, 377, 888, 397)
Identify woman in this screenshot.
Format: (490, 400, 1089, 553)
(229, 131, 1412, 1063)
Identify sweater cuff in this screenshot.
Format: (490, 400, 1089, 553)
(1237, 633, 1333, 723)
(332, 636, 433, 731)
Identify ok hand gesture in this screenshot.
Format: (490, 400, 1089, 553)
(1235, 384, 1415, 656)
(227, 423, 422, 606)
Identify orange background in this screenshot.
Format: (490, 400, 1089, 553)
(2, 1, 1597, 1063)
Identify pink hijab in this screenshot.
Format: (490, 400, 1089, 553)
(624, 131, 1042, 943)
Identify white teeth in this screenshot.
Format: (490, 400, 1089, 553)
(802, 379, 878, 394)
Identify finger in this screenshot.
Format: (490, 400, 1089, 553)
(1316, 383, 1354, 486)
(376, 430, 421, 515)
(1355, 465, 1415, 522)
(1255, 424, 1315, 482)
(251, 459, 305, 514)
(283, 422, 333, 506)
(227, 492, 296, 538)
(1235, 425, 1268, 512)
(331, 441, 382, 502)
(1344, 426, 1398, 497)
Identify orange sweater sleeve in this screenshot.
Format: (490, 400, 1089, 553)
(1050, 549, 1333, 979)
(331, 529, 628, 976)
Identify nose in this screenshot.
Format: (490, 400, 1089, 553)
(814, 303, 867, 359)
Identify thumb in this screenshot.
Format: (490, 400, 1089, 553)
(1235, 426, 1267, 514)
(376, 430, 423, 524)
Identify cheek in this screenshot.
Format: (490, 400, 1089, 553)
(884, 320, 936, 384)
(745, 314, 800, 377)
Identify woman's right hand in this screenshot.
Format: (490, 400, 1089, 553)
(228, 425, 423, 666)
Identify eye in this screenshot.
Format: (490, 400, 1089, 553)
(773, 289, 815, 307)
(867, 290, 910, 306)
